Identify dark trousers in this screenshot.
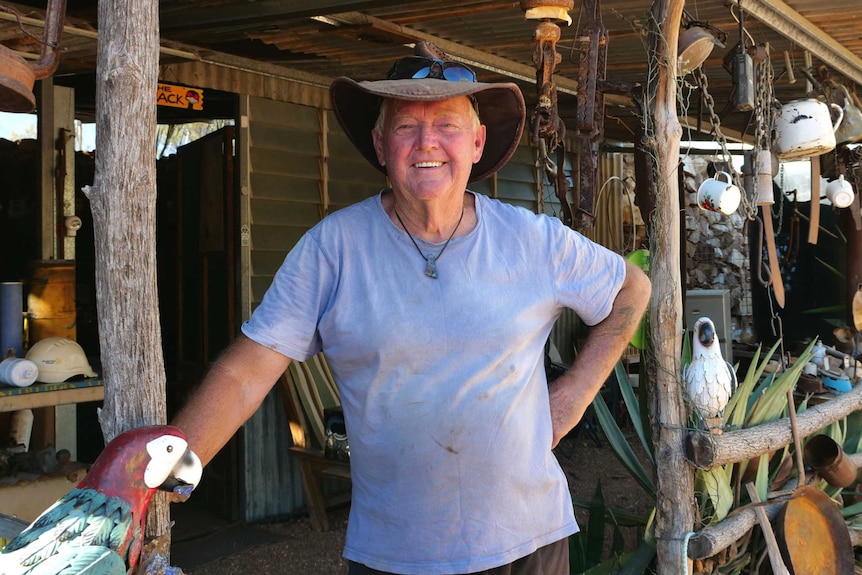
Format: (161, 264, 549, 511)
(347, 537, 569, 575)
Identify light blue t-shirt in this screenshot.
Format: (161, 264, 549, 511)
(243, 190, 626, 574)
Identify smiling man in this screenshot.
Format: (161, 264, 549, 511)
(172, 43, 650, 575)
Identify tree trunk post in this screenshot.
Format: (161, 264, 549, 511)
(88, 0, 170, 545)
(644, 0, 691, 572)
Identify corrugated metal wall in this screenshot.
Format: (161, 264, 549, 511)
(240, 96, 385, 522)
(237, 95, 628, 521)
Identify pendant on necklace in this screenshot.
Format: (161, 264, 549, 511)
(424, 254, 439, 279)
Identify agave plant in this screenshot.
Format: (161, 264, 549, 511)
(569, 351, 657, 574)
(691, 339, 810, 526)
(572, 328, 862, 573)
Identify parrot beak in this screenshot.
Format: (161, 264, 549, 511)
(698, 320, 716, 346)
(158, 448, 203, 501)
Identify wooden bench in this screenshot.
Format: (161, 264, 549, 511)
(276, 352, 350, 531)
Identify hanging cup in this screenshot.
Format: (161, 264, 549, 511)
(825, 175, 855, 208)
(697, 171, 741, 215)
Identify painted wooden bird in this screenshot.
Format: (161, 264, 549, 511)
(0, 425, 202, 575)
(684, 317, 737, 434)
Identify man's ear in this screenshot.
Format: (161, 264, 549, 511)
(472, 124, 487, 165)
(372, 130, 386, 166)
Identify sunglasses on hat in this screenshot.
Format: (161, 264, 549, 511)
(386, 56, 477, 83)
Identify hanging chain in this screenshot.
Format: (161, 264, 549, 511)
(693, 68, 757, 220)
(753, 48, 775, 156)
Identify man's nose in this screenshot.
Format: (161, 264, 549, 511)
(414, 123, 439, 148)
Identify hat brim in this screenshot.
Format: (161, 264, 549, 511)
(330, 77, 525, 183)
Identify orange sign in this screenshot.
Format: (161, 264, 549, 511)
(157, 83, 204, 110)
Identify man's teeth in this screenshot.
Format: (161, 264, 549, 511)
(414, 161, 443, 168)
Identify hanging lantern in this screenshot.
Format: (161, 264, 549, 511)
(0, 0, 67, 113)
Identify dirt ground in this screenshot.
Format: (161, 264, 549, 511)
(184, 427, 652, 575)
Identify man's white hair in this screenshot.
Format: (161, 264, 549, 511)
(372, 96, 481, 137)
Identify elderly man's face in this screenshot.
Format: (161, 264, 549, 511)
(372, 97, 485, 201)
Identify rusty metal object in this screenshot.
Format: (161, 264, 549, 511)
(530, 20, 564, 150)
(571, 0, 609, 229)
(0, 0, 67, 112)
(803, 435, 858, 488)
(775, 486, 855, 574)
(525, 8, 574, 227)
(523, 0, 641, 230)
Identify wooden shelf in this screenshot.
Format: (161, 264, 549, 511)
(0, 379, 104, 412)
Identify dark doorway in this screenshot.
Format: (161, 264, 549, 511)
(158, 126, 240, 522)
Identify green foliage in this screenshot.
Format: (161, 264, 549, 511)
(569, 356, 656, 573)
(693, 339, 815, 526)
(593, 392, 656, 497)
(569, 481, 656, 575)
(578, 328, 862, 573)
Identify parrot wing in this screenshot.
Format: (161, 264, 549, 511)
(18, 546, 126, 575)
(0, 489, 134, 575)
(684, 355, 735, 419)
(726, 361, 738, 395)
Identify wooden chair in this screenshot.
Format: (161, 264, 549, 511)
(0, 513, 28, 548)
(276, 352, 350, 531)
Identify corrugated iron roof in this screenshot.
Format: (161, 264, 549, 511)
(2, 0, 861, 143)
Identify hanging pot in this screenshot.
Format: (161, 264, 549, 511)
(0, 0, 67, 113)
(772, 98, 843, 160)
(834, 85, 862, 145)
(677, 26, 724, 75)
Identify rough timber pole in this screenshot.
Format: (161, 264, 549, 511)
(88, 0, 169, 545)
(645, 0, 691, 572)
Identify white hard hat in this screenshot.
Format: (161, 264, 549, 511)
(25, 337, 97, 383)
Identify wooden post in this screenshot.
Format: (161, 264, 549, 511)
(87, 0, 169, 549)
(645, 0, 691, 572)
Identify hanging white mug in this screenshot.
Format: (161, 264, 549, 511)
(825, 175, 855, 208)
(697, 171, 741, 215)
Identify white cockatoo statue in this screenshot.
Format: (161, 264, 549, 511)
(683, 316, 737, 434)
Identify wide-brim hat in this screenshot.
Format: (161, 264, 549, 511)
(330, 74, 525, 183)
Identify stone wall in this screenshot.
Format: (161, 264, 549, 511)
(683, 156, 755, 344)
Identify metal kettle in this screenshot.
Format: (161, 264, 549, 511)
(834, 85, 862, 145)
(772, 98, 843, 160)
(0, 0, 67, 113)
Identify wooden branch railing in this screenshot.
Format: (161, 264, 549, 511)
(685, 384, 862, 469)
(685, 384, 862, 559)
(689, 460, 862, 560)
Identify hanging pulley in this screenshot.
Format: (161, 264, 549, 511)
(521, 1, 576, 227)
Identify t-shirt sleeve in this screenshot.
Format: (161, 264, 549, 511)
(241, 231, 334, 361)
(549, 220, 627, 326)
